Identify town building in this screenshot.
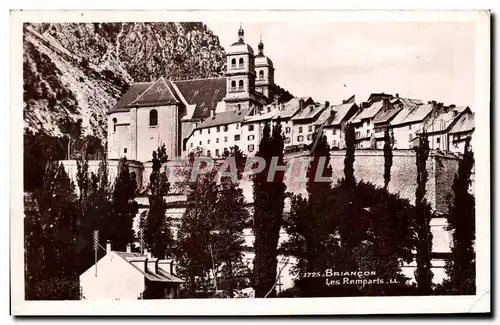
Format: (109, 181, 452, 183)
(420, 106, 472, 151)
(448, 112, 475, 153)
(80, 242, 183, 300)
(348, 99, 389, 149)
(313, 95, 358, 149)
(290, 101, 328, 148)
(107, 26, 288, 163)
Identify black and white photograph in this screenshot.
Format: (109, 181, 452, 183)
(10, 9, 490, 315)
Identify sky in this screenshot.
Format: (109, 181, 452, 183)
(207, 21, 476, 108)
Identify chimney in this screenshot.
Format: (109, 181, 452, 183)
(106, 240, 111, 253)
(396, 93, 399, 98)
(325, 101, 330, 108)
(330, 109, 336, 118)
(210, 108, 216, 119)
(147, 257, 158, 275)
(144, 248, 151, 259)
(299, 98, 304, 110)
(158, 259, 176, 275)
(280, 103, 284, 111)
(126, 243, 131, 253)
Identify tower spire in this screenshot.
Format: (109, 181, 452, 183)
(238, 23, 244, 42)
(258, 34, 264, 55)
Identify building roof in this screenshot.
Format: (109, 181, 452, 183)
(373, 107, 402, 125)
(272, 97, 314, 120)
(449, 112, 475, 134)
(291, 102, 327, 122)
(255, 54, 274, 67)
(110, 82, 154, 113)
(129, 78, 181, 108)
(350, 101, 384, 124)
(314, 102, 357, 126)
(173, 77, 227, 120)
(422, 107, 470, 134)
(390, 103, 433, 126)
(228, 41, 254, 55)
(196, 108, 253, 130)
(113, 251, 184, 283)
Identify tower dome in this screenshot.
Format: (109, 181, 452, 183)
(228, 24, 254, 55)
(255, 37, 273, 67)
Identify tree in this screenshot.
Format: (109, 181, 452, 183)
(213, 147, 250, 297)
(283, 131, 341, 296)
(25, 162, 80, 300)
(414, 135, 434, 294)
(176, 160, 218, 296)
(253, 121, 287, 298)
(109, 157, 138, 251)
(142, 145, 173, 259)
(344, 123, 356, 187)
(383, 128, 394, 190)
(445, 137, 476, 294)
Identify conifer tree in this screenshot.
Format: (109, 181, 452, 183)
(283, 131, 339, 296)
(414, 135, 434, 294)
(445, 138, 476, 294)
(383, 128, 394, 190)
(253, 121, 287, 298)
(212, 146, 250, 297)
(176, 160, 218, 296)
(110, 157, 138, 251)
(344, 123, 356, 187)
(143, 145, 173, 259)
(25, 162, 80, 299)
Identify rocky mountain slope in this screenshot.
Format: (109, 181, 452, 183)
(23, 22, 227, 139)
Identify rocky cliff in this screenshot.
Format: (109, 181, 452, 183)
(23, 22, 227, 139)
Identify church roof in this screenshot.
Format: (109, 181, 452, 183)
(173, 77, 227, 120)
(108, 77, 226, 118)
(110, 82, 153, 113)
(255, 54, 273, 67)
(130, 78, 181, 107)
(228, 41, 254, 55)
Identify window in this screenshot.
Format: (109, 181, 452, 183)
(217, 126, 220, 132)
(248, 144, 255, 152)
(307, 134, 313, 141)
(149, 109, 158, 126)
(248, 135, 255, 141)
(224, 147, 228, 154)
(355, 131, 360, 139)
(223, 125, 228, 132)
(239, 58, 244, 67)
(408, 124, 412, 130)
(199, 141, 202, 146)
(190, 142, 193, 148)
(124, 148, 127, 154)
(207, 139, 211, 144)
(231, 58, 236, 68)
(207, 150, 211, 157)
(238, 80, 244, 90)
(112, 118, 117, 133)
(308, 125, 313, 132)
(216, 138, 219, 143)
(215, 149, 220, 157)
(200, 129, 202, 135)
(208, 128, 210, 134)
(234, 135, 241, 141)
(285, 137, 291, 144)
(333, 140, 337, 147)
(297, 135, 304, 142)
(285, 127, 291, 134)
(248, 125, 254, 131)
(298, 126, 303, 133)
(224, 136, 228, 142)
(333, 129, 337, 135)
(367, 120, 370, 126)
(367, 130, 370, 136)
(231, 80, 236, 90)
(437, 137, 440, 144)
(236, 123, 240, 130)
(259, 70, 264, 79)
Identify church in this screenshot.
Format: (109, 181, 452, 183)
(107, 25, 288, 163)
